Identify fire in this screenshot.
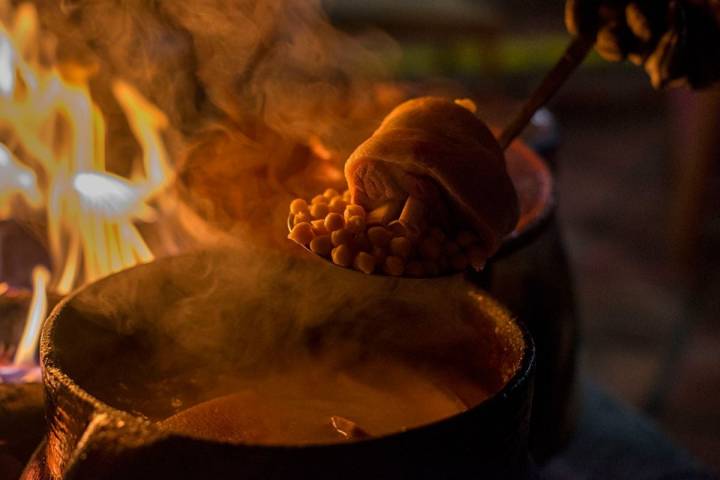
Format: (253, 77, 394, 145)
(13, 265, 50, 367)
(0, 2, 173, 375)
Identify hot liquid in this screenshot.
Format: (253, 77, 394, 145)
(158, 358, 486, 445)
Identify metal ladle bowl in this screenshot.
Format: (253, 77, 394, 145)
(288, 137, 554, 278)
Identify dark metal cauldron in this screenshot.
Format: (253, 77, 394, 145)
(26, 249, 535, 479)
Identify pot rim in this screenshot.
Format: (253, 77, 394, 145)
(496, 139, 555, 259)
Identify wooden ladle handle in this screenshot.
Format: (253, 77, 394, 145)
(498, 36, 594, 151)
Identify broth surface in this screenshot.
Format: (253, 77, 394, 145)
(158, 357, 485, 445)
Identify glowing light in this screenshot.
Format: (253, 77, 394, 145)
(13, 265, 49, 367)
(0, 143, 40, 212)
(0, 34, 14, 96)
(0, 2, 174, 370)
(73, 172, 143, 218)
(0, 282, 8, 296)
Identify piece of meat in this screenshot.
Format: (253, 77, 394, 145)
(344, 97, 519, 257)
(329, 416, 372, 440)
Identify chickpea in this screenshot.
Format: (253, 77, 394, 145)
(324, 188, 340, 199)
(344, 204, 366, 220)
(367, 226, 392, 248)
(310, 202, 330, 220)
(387, 220, 407, 238)
(353, 233, 371, 253)
(419, 237, 442, 260)
(354, 252, 376, 274)
(311, 219, 329, 236)
(310, 235, 333, 256)
(288, 222, 314, 246)
(342, 190, 352, 202)
(405, 261, 424, 277)
(438, 256, 450, 273)
(372, 246, 388, 263)
(331, 228, 354, 247)
(324, 212, 345, 232)
(430, 228, 446, 242)
(346, 215, 366, 234)
(293, 212, 310, 226)
(312, 194, 329, 204)
(329, 197, 347, 214)
(390, 237, 413, 259)
(444, 241, 461, 256)
(423, 261, 440, 277)
(456, 230, 479, 248)
(331, 244, 354, 267)
(383, 256, 405, 276)
(450, 253, 469, 271)
(467, 246, 487, 271)
(290, 198, 309, 215)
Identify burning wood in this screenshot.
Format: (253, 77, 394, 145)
(288, 97, 519, 276)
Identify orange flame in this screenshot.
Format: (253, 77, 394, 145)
(13, 265, 49, 366)
(0, 2, 173, 370)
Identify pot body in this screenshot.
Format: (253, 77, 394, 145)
(29, 251, 536, 480)
(481, 140, 578, 462)
(488, 215, 578, 462)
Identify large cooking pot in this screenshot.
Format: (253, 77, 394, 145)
(27, 249, 535, 479)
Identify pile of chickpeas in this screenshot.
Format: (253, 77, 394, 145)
(288, 188, 488, 277)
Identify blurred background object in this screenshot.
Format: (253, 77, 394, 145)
(323, 0, 720, 472)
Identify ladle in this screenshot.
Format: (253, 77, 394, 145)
(289, 36, 593, 277)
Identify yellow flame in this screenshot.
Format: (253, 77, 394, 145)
(0, 143, 40, 215)
(0, 3, 173, 368)
(13, 265, 49, 366)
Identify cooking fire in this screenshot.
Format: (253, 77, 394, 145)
(2, 0, 717, 478)
(0, 1, 179, 383)
(0, 0, 529, 465)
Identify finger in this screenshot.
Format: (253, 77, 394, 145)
(627, 1, 671, 41)
(626, 3, 653, 42)
(644, 29, 686, 89)
(624, 1, 668, 64)
(595, 23, 634, 61)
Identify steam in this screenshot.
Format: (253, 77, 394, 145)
(34, 0, 399, 183)
(25, 0, 522, 417)
(63, 246, 522, 419)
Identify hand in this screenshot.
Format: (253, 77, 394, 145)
(565, 0, 720, 89)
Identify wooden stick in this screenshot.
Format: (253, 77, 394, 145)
(498, 37, 594, 151)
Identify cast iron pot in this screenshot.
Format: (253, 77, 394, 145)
(27, 249, 535, 480)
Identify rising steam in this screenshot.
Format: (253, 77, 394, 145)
(33, 0, 399, 190)
(9, 0, 529, 434)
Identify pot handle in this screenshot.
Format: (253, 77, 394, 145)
(63, 412, 164, 479)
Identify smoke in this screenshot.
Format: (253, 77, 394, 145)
(33, 0, 400, 222)
(61, 246, 524, 419)
(30, 0, 523, 421)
